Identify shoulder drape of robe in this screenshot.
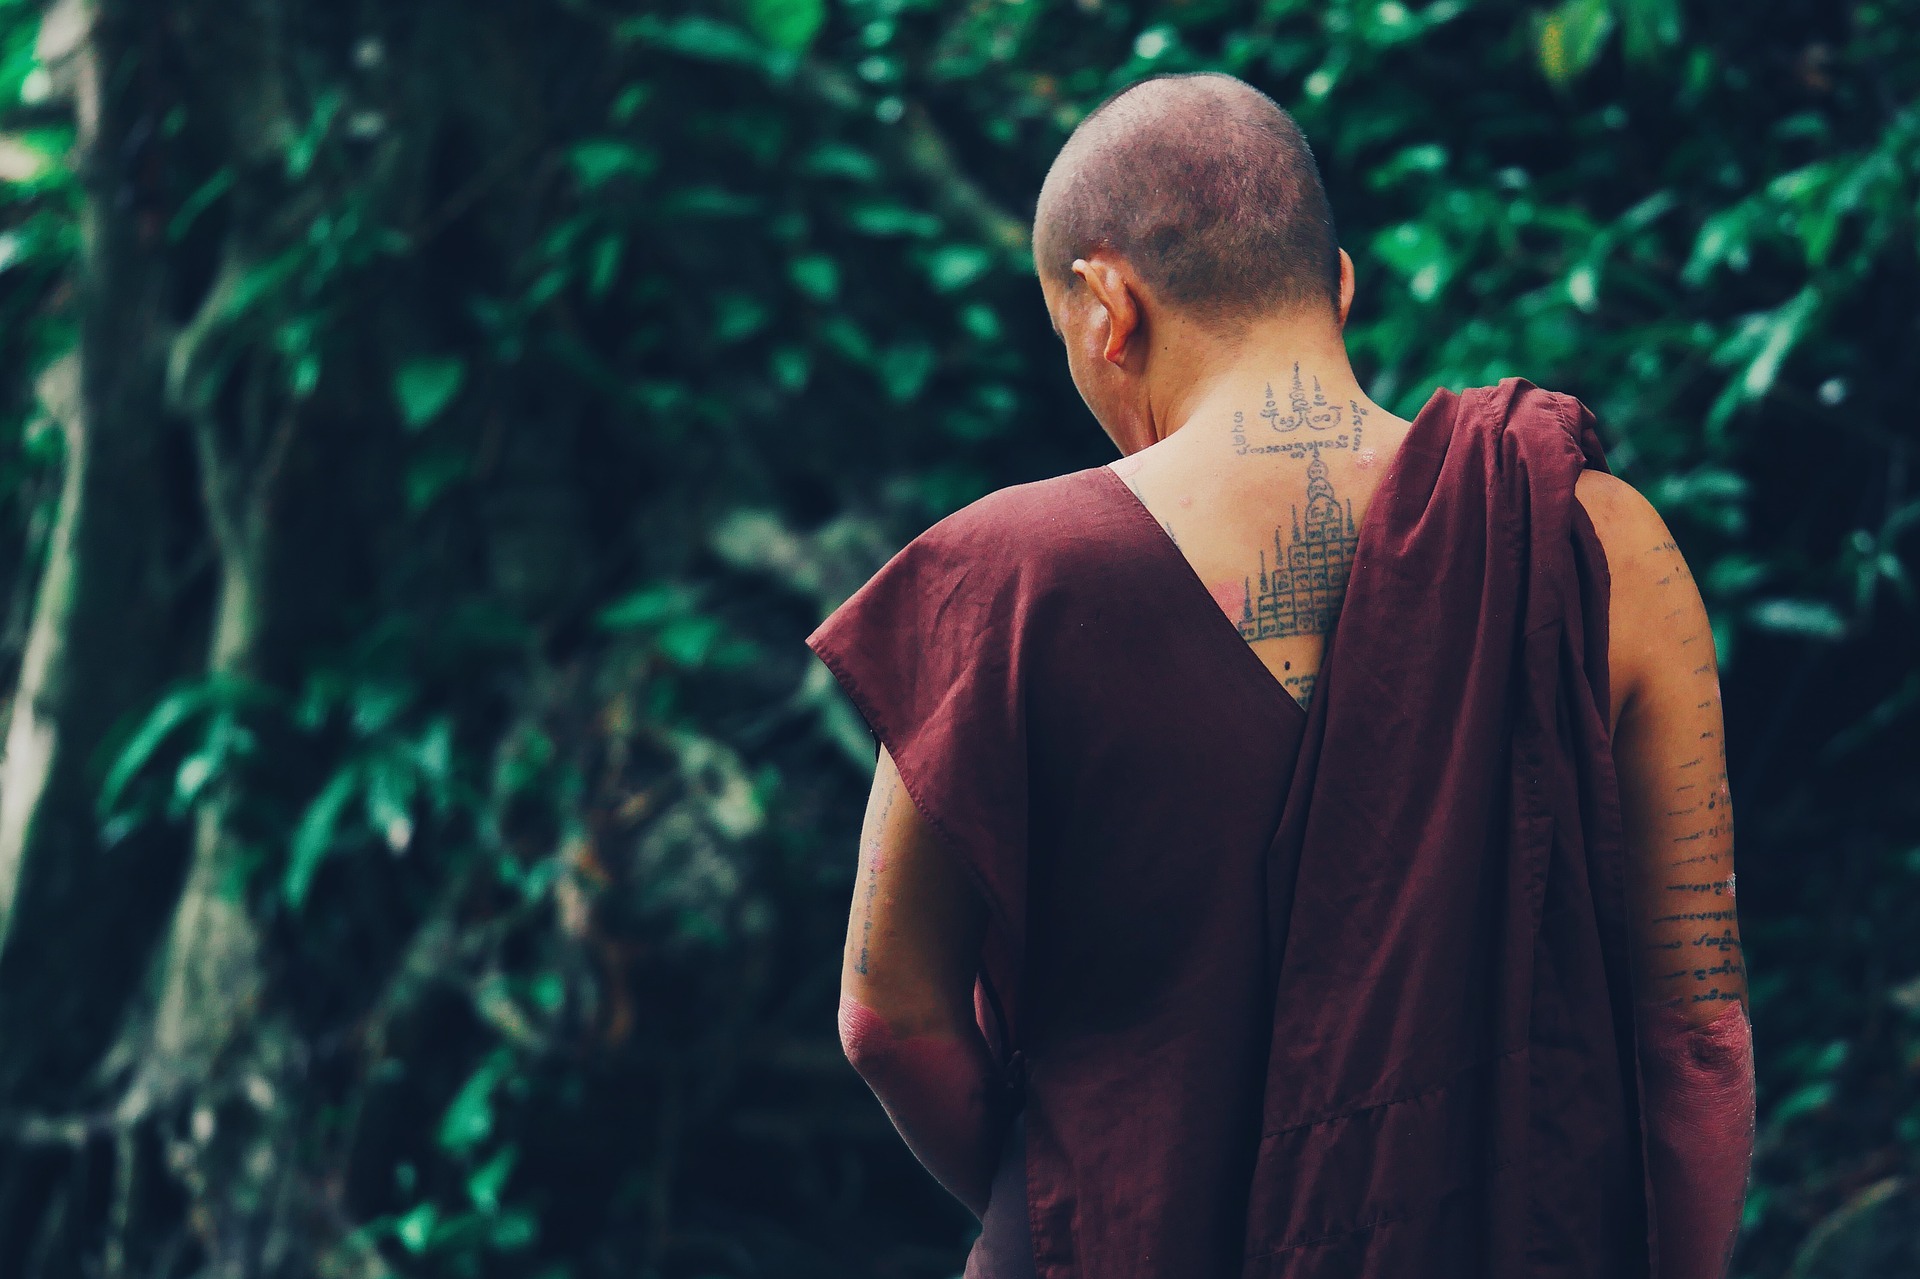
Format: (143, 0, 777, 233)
(808, 378, 1649, 1279)
(1239, 379, 1645, 1278)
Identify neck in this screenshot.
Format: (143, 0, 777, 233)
(1144, 319, 1366, 449)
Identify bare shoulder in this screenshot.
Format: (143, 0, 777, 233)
(1575, 470, 1690, 626)
(1573, 471, 1711, 719)
(1574, 469, 1665, 545)
(1572, 470, 1696, 614)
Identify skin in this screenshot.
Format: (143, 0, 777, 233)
(1037, 247, 1418, 702)
(1580, 469, 1755, 1279)
(842, 210, 1751, 1274)
(839, 749, 1005, 1217)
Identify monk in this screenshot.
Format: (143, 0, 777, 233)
(810, 73, 1754, 1278)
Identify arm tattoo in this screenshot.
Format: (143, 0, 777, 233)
(853, 778, 899, 976)
(1640, 536, 1745, 1007)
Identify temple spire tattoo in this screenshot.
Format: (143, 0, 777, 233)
(1238, 451, 1358, 640)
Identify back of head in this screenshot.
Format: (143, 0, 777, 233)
(1035, 74, 1339, 324)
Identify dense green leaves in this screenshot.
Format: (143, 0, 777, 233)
(0, 0, 1913, 1276)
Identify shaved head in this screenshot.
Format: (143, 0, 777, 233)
(1035, 74, 1339, 323)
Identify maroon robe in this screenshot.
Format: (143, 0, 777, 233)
(807, 380, 1649, 1278)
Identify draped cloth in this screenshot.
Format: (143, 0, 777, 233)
(807, 380, 1651, 1278)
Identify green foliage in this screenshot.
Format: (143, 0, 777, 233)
(742, 0, 827, 54)
(0, 0, 1914, 1276)
(395, 357, 468, 432)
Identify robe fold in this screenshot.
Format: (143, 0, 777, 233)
(807, 378, 1650, 1278)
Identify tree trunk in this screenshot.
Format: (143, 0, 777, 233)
(0, 0, 191, 1112)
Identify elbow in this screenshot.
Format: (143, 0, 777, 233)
(1640, 1001, 1756, 1134)
(839, 995, 897, 1079)
(1638, 1006, 1755, 1279)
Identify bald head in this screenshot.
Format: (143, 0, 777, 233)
(1035, 74, 1339, 323)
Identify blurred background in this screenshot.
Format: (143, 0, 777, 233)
(0, 0, 1911, 1276)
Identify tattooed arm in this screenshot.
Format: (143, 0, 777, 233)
(1579, 471, 1754, 1279)
(838, 747, 1011, 1218)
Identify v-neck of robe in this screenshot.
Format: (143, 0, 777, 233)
(1091, 462, 1309, 725)
(1088, 399, 1437, 724)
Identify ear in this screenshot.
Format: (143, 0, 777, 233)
(1336, 248, 1356, 329)
(1071, 255, 1141, 366)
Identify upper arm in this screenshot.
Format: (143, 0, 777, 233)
(841, 747, 988, 1034)
(1577, 471, 1746, 1025)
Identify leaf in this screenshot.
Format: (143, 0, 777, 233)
(617, 15, 768, 68)
(1617, 189, 1678, 231)
(1536, 0, 1615, 86)
(529, 972, 565, 1013)
(597, 583, 695, 630)
(1821, 672, 1920, 761)
(394, 1203, 438, 1255)
(290, 351, 321, 399)
(1361, 1, 1425, 46)
(0, 133, 54, 185)
(351, 681, 415, 735)
(846, 203, 942, 238)
(1747, 598, 1848, 642)
(1890, 970, 1920, 1016)
(923, 244, 991, 292)
(1783, 1177, 1911, 1279)
(468, 1147, 518, 1212)
(741, 0, 825, 54)
(1807, 1040, 1849, 1075)
(439, 1051, 513, 1153)
(1683, 208, 1753, 285)
(1366, 143, 1449, 191)
(611, 83, 650, 122)
(173, 752, 215, 806)
(1704, 553, 1769, 597)
(413, 718, 456, 794)
(1737, 287, 1820, 402)
(880, 342, 935, 403)
(569, 140, 658, 189)
(167, 169, 235, 242)
(394, 357, 466, 430)
(959, 303, 1001, 342)
(1615, 0, 1683, 62)
(100, 686, 221, 817)
(801, 664, 876, 771)
(406, 450, 468, 511)
(587, 235, 622, 298)
(285, 91, 342, 179)
(284, 765, 363, 907)
(820, 316, 875, 366)
(799, 143, 880, 183)
(363, 754, 418, 853)
(491, 1208, 540, 1249)
(656, 615, 725, 666)
(99, 678, 273, 819)
(787, 255, 839, 302)
(770, 346, 810, 392)
(658, 186, 763, 219)
(1769, 1079, 1834, 1127)
(713, 292, 771, 343)
(1566, 263, 1599, 312)
(1371, 222, 1454, 301)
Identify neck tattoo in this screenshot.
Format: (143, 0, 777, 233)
(1230, 363, 1369, 458)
